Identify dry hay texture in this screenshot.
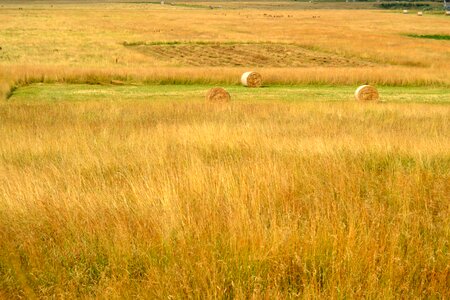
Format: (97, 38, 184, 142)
(205, 87, 231, 103)
(241, 71, 262, 88)
(127, 43, 374, 68)
(355, 85, 379, 101)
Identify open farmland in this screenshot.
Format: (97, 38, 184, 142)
(1, 2, 450, 89)
(0, 1, 449, 299)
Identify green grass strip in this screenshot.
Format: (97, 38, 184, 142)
(406, 34, 450, 41)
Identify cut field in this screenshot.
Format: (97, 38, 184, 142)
(9, 83, 450, 104)
(125, 42, 376, 67)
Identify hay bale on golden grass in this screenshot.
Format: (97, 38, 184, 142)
(417, 11, 423, 16)
(403, 10, 408, 14)
(206, 87, 231, 103)
(241, 71, 262, 88)
(446, 11, 450, 16)
(354, 85, 379, 101)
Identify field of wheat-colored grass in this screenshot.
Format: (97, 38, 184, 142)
(1, 96, 449, 298)
(0, 1, 450, 298)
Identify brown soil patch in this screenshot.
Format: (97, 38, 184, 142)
(127, 43, 376, 67)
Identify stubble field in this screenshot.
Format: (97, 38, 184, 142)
(0, 1, 449, 298)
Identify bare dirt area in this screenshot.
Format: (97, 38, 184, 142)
(126, 42, 376, 67)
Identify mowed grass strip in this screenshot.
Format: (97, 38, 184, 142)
(8, 83, 450, 103)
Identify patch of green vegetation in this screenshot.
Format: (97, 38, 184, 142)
(406, 34, 450, 40)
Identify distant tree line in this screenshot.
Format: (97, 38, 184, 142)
(378, 2, 432, 9)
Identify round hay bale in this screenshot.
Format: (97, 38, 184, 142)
(403, 10, 408, 14)
(446, 11, 450, 16)
(206, 87, 231, 103)
(241, 71, 262, 88)
(417, 11, 423, 16)
(354, 85, 379, 101)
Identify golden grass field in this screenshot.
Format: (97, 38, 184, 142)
(1, 1, 450, 93)
(0, 1, 450, 299)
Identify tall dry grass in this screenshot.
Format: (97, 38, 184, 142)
(0, 101, 449, 298)
(0, 3, 449, 298)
